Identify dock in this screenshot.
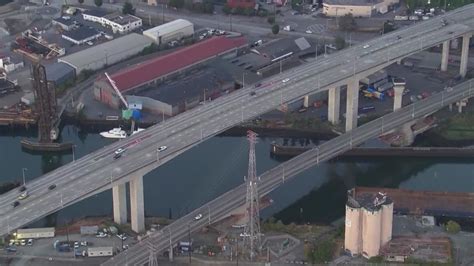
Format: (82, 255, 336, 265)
(354, 187, 474, 218)
(270, 143, 474, 158)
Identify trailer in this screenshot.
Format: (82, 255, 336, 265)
(88, 247, 113, 257)
(16, 227, 55, 239)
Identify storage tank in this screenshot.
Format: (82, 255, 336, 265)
(362, 207, 382, 258)
(380, 202, 394, 246)
(344, 204, 361, 256)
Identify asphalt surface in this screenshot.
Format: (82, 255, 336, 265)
(0, 3, 473, 262)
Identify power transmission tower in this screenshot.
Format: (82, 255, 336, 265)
(148, 242, 158, 266)
(243, 130, 261, 260)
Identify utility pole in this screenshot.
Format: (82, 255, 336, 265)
(243, 130, 261, 260)
(22, 168, 27, 186)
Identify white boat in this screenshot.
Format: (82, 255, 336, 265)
(100, 128, 127, 139)
(131, 128, 145, 135)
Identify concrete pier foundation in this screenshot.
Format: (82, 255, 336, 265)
(130, 174, 145, 233)
(441, 40, 450, 72)
(328, 87, 341, 125)
(460, 34, 471, 78)
(112, 183, 127, 225)
(345, 79, 359, 132)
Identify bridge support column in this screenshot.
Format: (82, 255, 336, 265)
(112, 183, 127, 225)
(303, 95, 309, 108)
(345, 79, 359, 132)
(328, 87, 340, 125)
(130, 174, 145, 233)
(460, 34, 471, 78)
(393, 85, 405, 111)
(169, 247, 174, 262)
(441, 40, 450, 72)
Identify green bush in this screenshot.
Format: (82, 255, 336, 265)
(445, 220, 461, 234)
(272, 24, 280, 35)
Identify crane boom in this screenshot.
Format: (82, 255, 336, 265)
(104, 72, 128, 109)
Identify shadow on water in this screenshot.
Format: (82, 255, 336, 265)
(272, 157, 458, 225)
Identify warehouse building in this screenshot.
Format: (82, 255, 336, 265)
(94, 35, 248, 112)
(58, 33, 153, 74)
(62, 27, 101, 45)
(345, 189, 393, 258)
(323, 0, 399, 17)
(82, 10, 142, 34)
(45, 62, 76, 86)
(16, 227, 55, 239)
(143, 19, 194, 45)
(52, 16, 75, 31)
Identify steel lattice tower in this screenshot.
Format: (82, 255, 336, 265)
(243, 130, 261, 260)
(147, 242, 158, 266)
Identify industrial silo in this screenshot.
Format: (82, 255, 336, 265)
(362, 207, 382, 258)
(344, 204, 362, 256)
(380, 201, 394, 247)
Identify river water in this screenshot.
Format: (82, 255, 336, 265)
(1, 125, 473, 226)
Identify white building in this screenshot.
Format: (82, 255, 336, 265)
(143, 19, 194, 45)
(82, 10, 142, 34)
(16, 227, 55, 239)
(323, 0, 399, 17)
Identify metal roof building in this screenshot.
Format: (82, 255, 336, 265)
(143, 19, 194, 45)
(58, 33, 153, 74)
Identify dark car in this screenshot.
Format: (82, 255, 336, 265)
(113, 153, 122, 159)
(249, 91, 256, 96)
(48, 184, 56, 190)
(255, 83, 262, 88)
(12, 201, 20, 208)
(19, 186, 26, 192)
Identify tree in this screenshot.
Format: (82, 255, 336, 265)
(122, 2, 136, 15)
(222, 4, 231, 14)
(94, 0, 102, 7)
(169, 0, 184, 9)
(445, 220, 461, 234)
(382, 20, 395, 34)
(338, 13, 356, 31)
(312, 240, 335, 263)
(78, 0, 84, 4)
(335, 36, 346, 50)
(267, 15, 275, 24)
(272, 24, 280, 35)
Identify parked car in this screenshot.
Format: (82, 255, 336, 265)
(27, 239, 33, 246)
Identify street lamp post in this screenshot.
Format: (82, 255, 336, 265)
(21, 168, 27, 186)
(72, 145, 76, 162)
(188, 223, 192, 263)
(207, 205, 211, 225)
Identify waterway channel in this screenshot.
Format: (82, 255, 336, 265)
(1, 125, 473, 227)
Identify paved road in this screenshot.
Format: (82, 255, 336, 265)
(0, 3, 472, 248)
(104, 79, 474, 265)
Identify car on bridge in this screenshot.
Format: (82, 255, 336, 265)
(48, 184, 56, 190)
(114, 148, 126, 159)
(18, 186, 26, 192)
(12, 201, 19, 208)
(158, 146, 167, 152)
(194, 214, 203, 221)
(249, 91, 257, 96)
(363, 44, 370, 49)
(282, 78, 290, 83)
(18, 191, 28, 200)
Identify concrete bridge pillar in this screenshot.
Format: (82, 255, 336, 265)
(441, 40, 450, 72)
(303, 95, 309, 108)
(328, 87, 341, 125)
(460, 34, 471, 78)
(130, 174, 145, 233)
(345, 79, 359, 132)
(393, 85, 405, 111)
(456, 99, 468, 113)
(112, 183, 127, 225)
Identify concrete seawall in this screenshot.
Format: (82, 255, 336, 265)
(270, 143, 474, 158)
